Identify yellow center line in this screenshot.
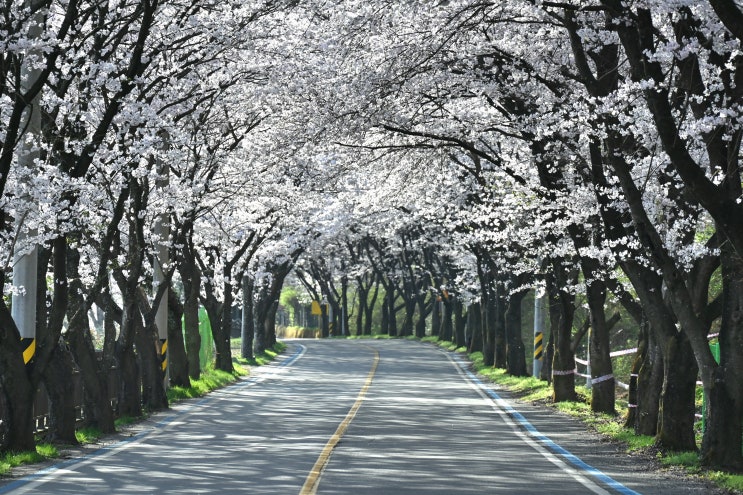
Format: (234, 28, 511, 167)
(299, 346, 380, 495)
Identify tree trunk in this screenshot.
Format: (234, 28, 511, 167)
(454, 299, 466, 348)
(241, 275, 255, 360)
(0, 375, 35, 452)
(414, 295, 427, 338)
(266, 300, 279, 349)
(136, 315, 168, 411)
(321, 302, 329, 338)
(381, 296, 390, 336)
(548, 278, 578, 402)
(656, 332, 697, 450)
(65, 273, 116, 433)
(467, 302, 483, 353)
(363, 283, 378, 336)
(182, 259, 202, 379)
(431, 299, 441, 338)
(482, 292, 496, 367)
(701, 244, 743, 468)
(116, 299, 142, 419)
(585, 280, 615, 414)
(626, 316, 662, 436)
(167, 289, 190, 388)
(341, 277, 349, 336)
(505, 289, 528, 377)
(41, 344, 78, 444)
(387, 287, 398, 337)
(212, 280, 234, 373)
(442, 297, 454, 342)
(400, 298, 415, 337)
(493, 285, 507, 369)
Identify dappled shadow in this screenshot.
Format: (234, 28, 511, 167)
(5, 341, 376, 495)
(316, 340, 601, 494)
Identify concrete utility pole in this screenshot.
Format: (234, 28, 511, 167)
(12, 6, 45, 366)
(154, 132, 170, 383)
(532, 289, 545, 378)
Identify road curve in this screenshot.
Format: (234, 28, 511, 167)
(0, 339, 720, 494)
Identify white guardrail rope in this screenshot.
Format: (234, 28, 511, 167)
(573, 348, 638, 390)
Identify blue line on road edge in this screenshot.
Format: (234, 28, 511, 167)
(452, 354, 642, 495)
(0, 344, 306, 494)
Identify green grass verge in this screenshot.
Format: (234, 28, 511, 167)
(0, 444, 59, 476)
(659, 452, 743, 492)
(75, 427, 103, 444)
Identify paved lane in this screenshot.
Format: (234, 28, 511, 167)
(314, 340, 619, 495)
(0, 339, 720, 494)
(1, 341, 378, 495)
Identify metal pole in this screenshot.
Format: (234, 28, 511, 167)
(154, 133, 169, 385)
(12, 6, 44, 366)
(532, 289, 545, 378)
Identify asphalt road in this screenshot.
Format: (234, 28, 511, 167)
(0, 339, 720, 494)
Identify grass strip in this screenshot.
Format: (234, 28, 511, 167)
(168, 341, 287, 402)
(0, 444, 59, 476)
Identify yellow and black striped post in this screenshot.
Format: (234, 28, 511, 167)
(159, 338, 168, 372)
(21, 337, 36, 366)
(533, 331, 543, 377)
(534, 332, 543, 361)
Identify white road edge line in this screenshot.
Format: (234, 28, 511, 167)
(0, 343, 307, 495)
(445, 351, 642, 495)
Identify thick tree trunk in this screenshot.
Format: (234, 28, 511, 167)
(442, 298, 454, 342)
(548, 279, 578, 402)
(381, 297, 390, 336)
(431, 299, 441, 338)
(585, 280, 615, 414)
(265, 300, 279, 349)
(167, 290, 190, 388)
(414, 296, 427, 338)
(467, 302, 483, 353)
(505, 289, 528, 377)
(454, 299, 466, 348)
(356, 279, 368, 336)
(626, 317, 663, 436)
(116, 299, 143, 420)
(1, 379, 35, 452)
(66, 274, 116, 433)
(362, 283, 378, 336)
(41, 344, 78, 444)
(656, 332, 697, 450)
(387, 290, 398, 337)
(341, 277, 349, 336)
(493, 285, 507, 369)
(212, 282, 234, 373)
(481, 293, 496, 367)
(321, 302, 330, 338)
(241, 276, 255, 360)
(400, 298, 415, 337)
(180, 254, 202, 379)
(116, 338, 141, 418)
(136, 316, 168, 411)
(701, 244, 743, 468)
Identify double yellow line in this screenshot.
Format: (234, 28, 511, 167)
(299, 346, 380, 495)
